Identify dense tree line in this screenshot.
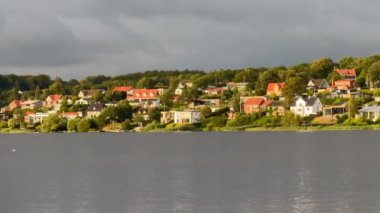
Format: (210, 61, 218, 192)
(3, 55, 380, 108)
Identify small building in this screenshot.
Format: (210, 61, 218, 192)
(175, 81, 193, 95)
(8, 100, 24, 111)
(359, 106, 380, 121)
(46, 94, 63, 108)
(24, 112, 49, 124)
(78, 89, 105, 100)
(332, 79, 356, 91)
(174, 111, 201, 124)
(61, 112, 80, 120)
(266, 101, 286, 116)
(86, 102, 106, 118)
(266, 83, 285, 97)
(307, 79, 330, 92)
(226, 82, 248, 92)
(244, 97, 272, 114)
(20, 100, 43, 110)
(323, 102, 347, 118)
(188, 99, 221, 110)
(290, 97, 323, 117)
(160, 111, 175, 124)
(127, 89, 160, 108)
(336, 69, 356, 80)
(204, 87, 225, 96)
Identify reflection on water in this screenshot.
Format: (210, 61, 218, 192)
(1, 131, 380, 212)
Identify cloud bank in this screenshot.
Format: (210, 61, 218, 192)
(0, 0, 379, 78)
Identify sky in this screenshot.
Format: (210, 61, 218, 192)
(0, 0, 379, 79)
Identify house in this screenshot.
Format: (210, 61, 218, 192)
(290, 97, 323, 117)
(160, 111, 175, 124)
(86, 102, 106, 118)
(46, 94, 63, 108)
(307, 79, 330, 92)
(336, 69, 356, 80)
(266, 83, 285, 96)
(112, 86, 133, 95)
(359, 106, 380, 121)
(323, 102, 347, 118)
(61, 112, 80, 120)
(75, 98, 90, 105)
(266, 101, 286, 116)
(332, 79, 356, 91)
(175, 81, 193, 95)
(78, 89, 105, 100)
(204, 87, 225, 95)
(227, 82, 248, 92)
(174, 110, 201, 124)
(24, 112, 49, 124)
(8, 100, 25, 111)
(188, 99, 221, 110)
(126, 89, 160, 108)
(243, 97, 272, 114)
(20, 100, 43, 110)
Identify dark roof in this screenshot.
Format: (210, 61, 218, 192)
(309, 79, 327, 87)
(291, 97, 319, 107)
(268, 101, 285, 107)
(87, 102, 106, 112)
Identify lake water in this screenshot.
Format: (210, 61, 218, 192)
(1, 131, 380, 212)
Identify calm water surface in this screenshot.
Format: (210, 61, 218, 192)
(0, 131, 380, 213)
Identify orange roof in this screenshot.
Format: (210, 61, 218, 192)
(245, 97, 265, 106)
(112, 86, 132, 93)
(127, 89, 159, 100)
(9, 100, 24, 107)
(24, 111, 35, 115)
(336, 69, 356, 77)
(47, 94, 63, 102)
(267, 83, 285, 92)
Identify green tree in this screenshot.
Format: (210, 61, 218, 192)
(200, 106, 212, 119)
(347, 98, 358, 118)
(40, 114, 67, 132)
(368, 61, 380, 87)
(7, 118, 20, 129)
(282, 77, 305, 107)
(67, 119, 79, 132)
(309, 58, 335, 78)
(148, 107, 161, 122)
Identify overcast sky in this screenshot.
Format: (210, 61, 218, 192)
(0, 0, 379, 79)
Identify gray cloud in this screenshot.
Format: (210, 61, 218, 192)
(0, 0, 379, 79)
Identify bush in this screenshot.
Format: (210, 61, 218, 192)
(67, 119, 79, 132)
(77, 119, 90, 132)
(7, 118, 20, 130)
(0, 120, 8, 129)
(343, 118, 370, 126)
(122, 119, 135, 131)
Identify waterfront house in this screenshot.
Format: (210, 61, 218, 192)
(307, 79, 330, 92)
(174, 110, 201, 124)
(336, 69, 356, 80)
(61, 112, 80, 120)
(86, 102, 106, 118)
(160, 111, 175, 124)
(266, 101, 286, 116)
(126, 89, 160, 108)
(226, 82, 248, 92)
(266, 83, 285, 97)
(78, 89, 105, 100)
(112, 86, 133, 95)
(323, 102, 347, 118)
(359, 106, 380, 121)
(244, 97, 272, 114)
(175, 81, 193, 95)
(290, 97, 323, 117)
(46, 94, 63, 108)
(8, 99, 24, 111)
(20, 100, 43, 110)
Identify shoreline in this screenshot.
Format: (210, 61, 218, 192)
(2, 126, 379, 134)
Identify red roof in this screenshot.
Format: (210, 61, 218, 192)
(263, 100, 273, 107)
(336, 69, 356, 77)
(127, 89, 159, 100)
(245, 97, 265, 106)
(267, 83, 285, 93)
(47, 94, 63, 102)
(9, 100, 24, 108)
(62, 112, 77, 116)
(112, 86, 132, 93)
(24, 111, 35, 116)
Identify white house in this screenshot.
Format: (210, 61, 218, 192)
(174, 110, 201, 124)
(359, 106, 380, 121)
(290, 97, 323, 117)
(175, 81, 193, 95)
